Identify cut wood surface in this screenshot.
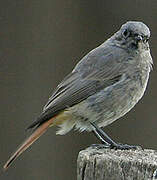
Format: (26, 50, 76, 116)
(77, 147, 157, 180)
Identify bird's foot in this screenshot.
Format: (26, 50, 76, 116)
(90, 143, 142, 150)
(110, 143, 142, 150)
(90, 143, 110, 149)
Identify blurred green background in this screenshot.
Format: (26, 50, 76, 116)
(0, 0, 157, 179)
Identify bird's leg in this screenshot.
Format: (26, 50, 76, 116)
(91, 128, 110, 149)
(91, 122, 138, 150)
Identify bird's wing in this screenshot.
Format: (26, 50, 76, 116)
(27, 45, 127, 129)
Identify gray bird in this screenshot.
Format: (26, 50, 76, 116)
(4, 21, 153, 170)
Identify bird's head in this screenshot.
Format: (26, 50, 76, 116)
(114, 21, 150, 51)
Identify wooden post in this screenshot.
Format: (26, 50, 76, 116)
(77, 147, 157, 180)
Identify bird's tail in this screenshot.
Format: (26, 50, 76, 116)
(3, 117, 55, 170)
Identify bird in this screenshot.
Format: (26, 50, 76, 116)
(3, 21, 153, 170)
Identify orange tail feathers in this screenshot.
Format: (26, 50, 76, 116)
(3, 117, 54, 170)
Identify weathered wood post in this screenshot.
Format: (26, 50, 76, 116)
(77, 147, 157, 180)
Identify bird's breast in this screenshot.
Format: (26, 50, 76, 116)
(66, 68, 150, 131)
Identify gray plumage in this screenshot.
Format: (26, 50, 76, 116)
(28, 21, 153, 135)
(3, 21, 153, 170)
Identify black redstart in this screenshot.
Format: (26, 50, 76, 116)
(4, 21, 153, 170)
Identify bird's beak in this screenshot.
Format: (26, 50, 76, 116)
(135, 35, 143, 42)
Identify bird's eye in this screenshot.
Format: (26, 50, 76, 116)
(122, 29, 130, 38)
